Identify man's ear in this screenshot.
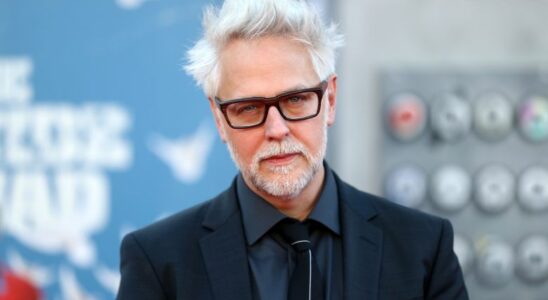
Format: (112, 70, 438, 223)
(208, 97, 227, 143)
(326, 75, 337, 127)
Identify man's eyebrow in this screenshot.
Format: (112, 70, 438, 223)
(275, 84, 310, 95)
(222, 83, 312, 101)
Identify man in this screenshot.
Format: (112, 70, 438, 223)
(117, 0, 468, 299)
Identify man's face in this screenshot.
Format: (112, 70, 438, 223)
(211, 35, 337, 199)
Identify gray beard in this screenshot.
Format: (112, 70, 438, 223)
(226, 128, 327, 199)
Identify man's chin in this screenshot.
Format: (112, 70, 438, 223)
(250, 166, 313, 198)
(254, 179, 304, 199)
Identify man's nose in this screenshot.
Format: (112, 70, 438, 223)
(264, 106, 290, 140)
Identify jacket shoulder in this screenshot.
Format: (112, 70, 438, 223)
(130, 199, 212, 246)
(371, 191, 445, 230)
(117, 192, 228, 299)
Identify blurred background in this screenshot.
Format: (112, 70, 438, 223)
(1, 0, 547, 299)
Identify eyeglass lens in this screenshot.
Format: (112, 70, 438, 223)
(225, 90, 320, 127)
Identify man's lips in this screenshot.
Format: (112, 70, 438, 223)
(262, 153, 299, 165)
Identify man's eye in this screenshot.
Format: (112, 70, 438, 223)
(285, 92, 314, 104)
(237, 104, 258, 113)
(288, 96, 304, 103)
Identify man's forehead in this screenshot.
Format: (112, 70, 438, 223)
(216, 37, 319, 99)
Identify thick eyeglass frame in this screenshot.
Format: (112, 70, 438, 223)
(214, 80, 328, 129)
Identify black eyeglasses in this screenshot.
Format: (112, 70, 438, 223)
(214, 81, 328, 129)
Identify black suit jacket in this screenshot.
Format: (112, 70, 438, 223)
(117, 173, 468, 300)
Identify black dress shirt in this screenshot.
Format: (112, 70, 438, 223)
(236, 166, 343, 300)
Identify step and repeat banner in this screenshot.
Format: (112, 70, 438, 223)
(0, 1, 238, 299)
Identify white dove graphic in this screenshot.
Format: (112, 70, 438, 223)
(148, 121, 215, 184)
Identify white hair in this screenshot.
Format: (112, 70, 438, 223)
(184, 0, 344, 97)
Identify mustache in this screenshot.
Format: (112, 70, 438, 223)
(255, 140, 306, 161)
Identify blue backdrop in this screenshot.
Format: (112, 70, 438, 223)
(0, 1, 238, 299)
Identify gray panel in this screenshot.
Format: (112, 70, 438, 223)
(379, 70, 548, 300)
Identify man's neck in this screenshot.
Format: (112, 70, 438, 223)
(244, 165, 326, 221)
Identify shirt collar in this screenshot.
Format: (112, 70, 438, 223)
(308, 167, 340, 235)
(236, 162, 340, 246)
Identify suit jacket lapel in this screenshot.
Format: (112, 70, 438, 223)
(337, 175, 383, 300)
(199, 181, 253, 300)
